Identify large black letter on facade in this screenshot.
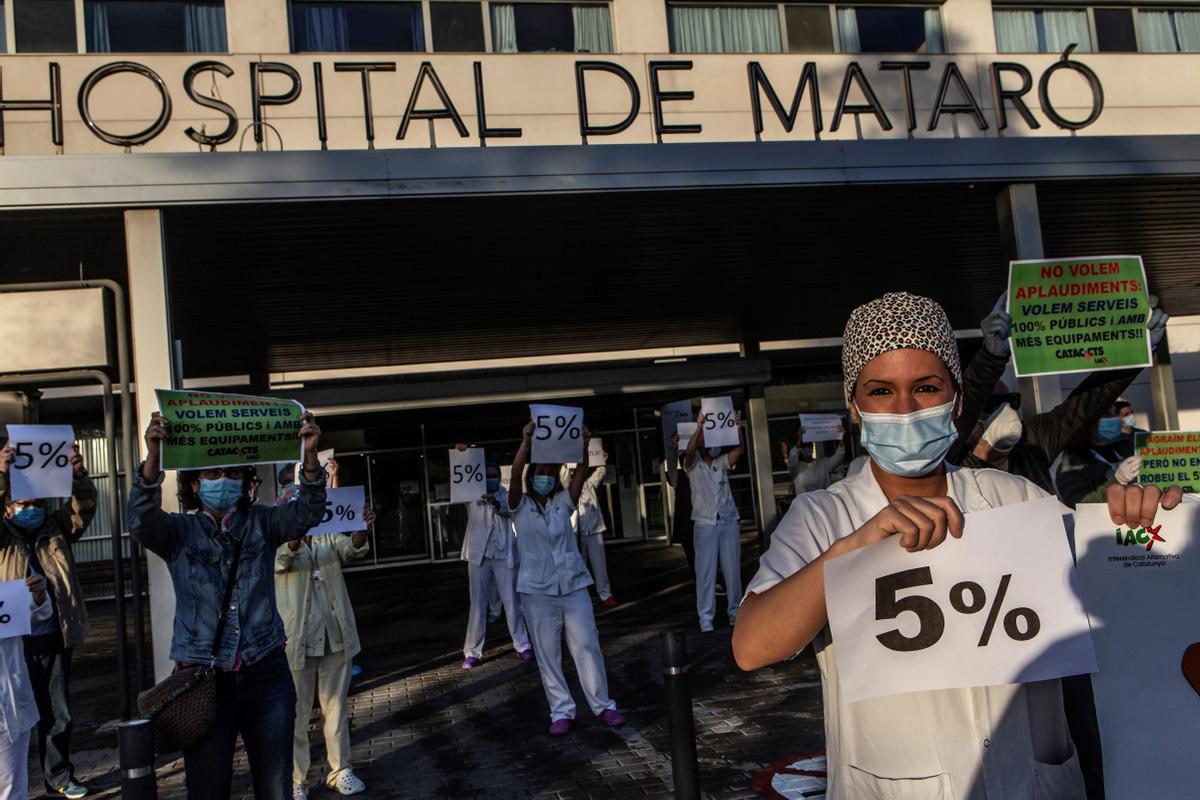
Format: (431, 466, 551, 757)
(79, 61, 172, 147)
(335, 62, 396, 149)
(879, 61, 929, 135)
(1038, 46, 1103, 131)
(989, 62, 1040, 132)
(747, 61, 822, 141)
(928, 62, 988, 132)
(648, 61, 701, 143)
(397, 62, 469, 142)
(250, 62, 301, 148)
(831, 62, 892, 134)
(474, 62, 521, 146)
(184, 61, 238, 148)
(0, 63, 64, 149)
(575, 61, 640, 143)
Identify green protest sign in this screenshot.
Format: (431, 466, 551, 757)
(1136, 432, 1200, 493)
(155, 389, 304, 470)
(1007, 256, 1152, 378)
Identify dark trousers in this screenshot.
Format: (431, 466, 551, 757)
(1062, 673, 1105, 799)
(183, 648, 297, 800)
(25, 646, 74, 790)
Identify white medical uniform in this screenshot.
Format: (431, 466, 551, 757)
(462, 487, 530, 659)
(512, 491, 617, 722)
(686, 453, 743, 627)
(787, 443, 846, 495)
(745, 462, 1086, 800)
(574, 466, 612, 601)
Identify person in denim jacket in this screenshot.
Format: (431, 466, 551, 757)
(128, 410, 327, 800)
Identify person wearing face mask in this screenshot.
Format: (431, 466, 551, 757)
(0, 443, 95, 800)
(784, 424, 847, 496)
(507, 421, 624, 737)
(683, 409, 745, 633)
(0, 573, 51, 800)
(456, 445, 533, 670)
(563, 452, 616, 607)
(1054, 406, 1142, 509)
(733, 291, 1185, 800)
(1113, 401, 1146, 449)
(128, 410, 328, 800)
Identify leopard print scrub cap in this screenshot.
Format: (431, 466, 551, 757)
(841, 292, 962, 403)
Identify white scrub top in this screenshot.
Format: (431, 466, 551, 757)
(686, 454, 739, 526)
(746, 461, 1086, 800)
(461, 488, 515, 567)
(575, 466, 607, 536)
(511, 492, 592, 596)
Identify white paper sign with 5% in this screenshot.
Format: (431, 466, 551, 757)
(5, 425, 76, 500)
(529, 404, 585, 464)
(0, 579, 33, 640)
(450, 447, 486, 504)
(309, 486, 367, 536)
(799, 414, 843, 444)
(699, 397, 739, 448)
(824, 495, 1098, 703)
(676, 422, 697, 452)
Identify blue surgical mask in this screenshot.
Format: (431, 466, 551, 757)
(531, 475, 557, 496)
(707, 447, 722, 458)
(486, 478, 500, 493)
(199, 477, 244, 513)
(857, 397, 959, 478)
(13, 507, 44, 529)
(1097, 416, 1124, 444)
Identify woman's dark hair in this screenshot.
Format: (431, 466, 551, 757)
(177, 467, 258, 513)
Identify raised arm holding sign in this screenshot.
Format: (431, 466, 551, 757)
(528, 404, 585, 464)
(154, 388, 306, 470)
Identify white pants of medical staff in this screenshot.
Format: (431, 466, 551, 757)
(464, 558, 530, 658)
(520, 590, 617, 722)
(694, 519, 743, 626)
(0, 726, 31, 800)
(292, 647, 353, 786)
(578, 532, 612, 600)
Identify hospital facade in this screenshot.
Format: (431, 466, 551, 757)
(1, 0, 1199, 684)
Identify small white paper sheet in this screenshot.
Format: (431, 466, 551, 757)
(825, 495, 1097, 703)
(587, 437, 605, 468)
(699, 397, 738, 448)
(0, 580, 34, 640)
(450, 447, 486, 504)
(529, 404, 585, 464)
(799, 414, 842, 444)
(308, 486, 367, 535)
(676, 422, 697, 452)
(5, 424, 75, 499)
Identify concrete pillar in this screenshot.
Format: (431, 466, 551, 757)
(997, 184, 1062, 413)
(1150, 330, 1180, 430)
(745, 385, 778, 546)
(124, 209, 178, 683)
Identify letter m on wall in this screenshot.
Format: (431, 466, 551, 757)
(747, 61, 822, 141)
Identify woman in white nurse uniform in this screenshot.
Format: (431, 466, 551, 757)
(733, 292, 1183, 800)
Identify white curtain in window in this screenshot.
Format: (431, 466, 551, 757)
(491, 3, 518, 52)
(1174, 11, 1200, 52)
(185, 3, 228, 53)
(86, 2, 112, 52)
(1042, 9, 1091, 53)
(572, 5, 612, 53)
(303, 5, 350, 51)
(994, 9, 1038, 53)
(923, 8, 943, 53)
(1138, 10, 1178, 52)
(670, 5, 782, 53)
(836, 7, 860, 53)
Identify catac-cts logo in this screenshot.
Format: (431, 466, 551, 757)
(1115, 524, 1166, 551)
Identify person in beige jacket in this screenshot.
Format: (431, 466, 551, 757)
(275, 499, 373, 799)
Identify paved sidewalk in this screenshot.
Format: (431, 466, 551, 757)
(54, 538, 825, 799)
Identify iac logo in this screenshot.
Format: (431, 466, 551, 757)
(1115, 524, 1166, 551)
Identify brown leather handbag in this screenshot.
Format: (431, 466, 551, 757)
(137, 537, 242, 756)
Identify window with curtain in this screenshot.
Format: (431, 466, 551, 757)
(14, 0, 77, 53)
(431, 1, 485, 51)
(837, 6, 943, 53)
(85, 1, 227, 53)
(489, 3, 612, 53)
(993, 8, 1091, 53)
(290, 1, 425, 52)
(1139, 8, 1200, 52)
(668, 4, 783, 53)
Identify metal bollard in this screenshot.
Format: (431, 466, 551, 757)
(118, 719, 157, 799)
(661, 631, 701, 800)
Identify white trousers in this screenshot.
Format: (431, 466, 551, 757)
(464, 558, 530, 658)
(0, 726, 30, 800)
(520, 590, 617, 722)
(578, 532, 612, 600)
(694, 519, 743, 626)
(292, 648, 353, 786)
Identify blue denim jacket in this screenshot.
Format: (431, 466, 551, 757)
(128, 465, 326, 669)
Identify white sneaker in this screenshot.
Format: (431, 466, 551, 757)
(292, 785, 307, 800)
(327, 769, 366, 796)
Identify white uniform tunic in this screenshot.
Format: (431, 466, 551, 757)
(746, 462, 1086, 800)
(461, 488, 529, 658)
(686, 454, 743, 625)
